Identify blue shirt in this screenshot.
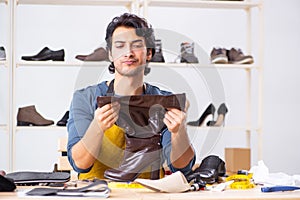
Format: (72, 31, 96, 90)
(67, 80, 195, 176)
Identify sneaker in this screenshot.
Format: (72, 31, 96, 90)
(210, 48, 228, 64)
(180, 42, 199, 63)
(227, 48, 254, 64)
(150, 39, 165, 62)
(0, 46, 6, 61)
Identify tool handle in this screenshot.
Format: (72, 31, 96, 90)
(261, 186, 300, 192)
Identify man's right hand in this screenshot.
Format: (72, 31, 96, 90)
(95, 101, 120, 132)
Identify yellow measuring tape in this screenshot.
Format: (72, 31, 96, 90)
(225, 173, 255, 189)
(108, 182, 144, 189)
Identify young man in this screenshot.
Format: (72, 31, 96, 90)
(67, 13, 195, 180)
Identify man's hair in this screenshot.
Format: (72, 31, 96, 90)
(105, 13, 155, 74)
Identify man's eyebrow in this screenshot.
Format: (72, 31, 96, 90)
(114, 39, 143, 43)
(131, 39, 143, 43)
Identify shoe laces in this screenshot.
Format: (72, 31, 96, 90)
(214, 48, 224, 55)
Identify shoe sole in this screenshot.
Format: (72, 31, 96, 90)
(230, 58, 254, 64)
(17, 121, 54, 126)
(211, 57, 228, 64)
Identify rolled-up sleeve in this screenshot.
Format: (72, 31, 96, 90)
(161, 128, 196, 177)
(67, 88, 97, 173)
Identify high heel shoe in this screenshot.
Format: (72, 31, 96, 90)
(187, 103, 215, 126)
(207, 103, 228, 127)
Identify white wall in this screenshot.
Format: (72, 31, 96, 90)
(262, 0, 300, 174)
(0, 0, 299, 175)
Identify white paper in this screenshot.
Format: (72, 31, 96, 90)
(134, 171, 191, 193)
(250, 160, 300, 186)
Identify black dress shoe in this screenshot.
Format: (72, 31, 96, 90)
(186, 155, 226, 184)
(56, 111, 69, 126)
(21, 47, 65, 61)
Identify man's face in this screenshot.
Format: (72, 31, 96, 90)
(110, 26, 151, 77)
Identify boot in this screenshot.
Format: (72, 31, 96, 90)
(17, 105, 54, 126)
(104, 134, 162, 182)
(97, 93, 186, 181)
(150, 39, 165, 62)
(180, 42, 199, 63)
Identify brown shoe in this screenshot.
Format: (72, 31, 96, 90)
(75, 47, 109, 61)
(17, 105, 54, 126)
(227, 48, 254, 64)
(210, 48, 228, 64)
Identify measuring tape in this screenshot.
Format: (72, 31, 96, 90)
(225, 173, 255, 189)
(108, 182, 144, 189)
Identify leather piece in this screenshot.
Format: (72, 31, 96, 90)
(5, 171, 70, 185)
(97, 93, 186, 138)
(0, 175, 16, 192)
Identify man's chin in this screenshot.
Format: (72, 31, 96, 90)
(117, 64, 145, 76)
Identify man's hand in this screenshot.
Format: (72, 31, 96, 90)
(163, 108, 186, 134)
(95, 102, 120, 132)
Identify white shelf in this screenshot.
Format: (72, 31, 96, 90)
(15, 126, 67, 131)
(15, 61, 258, 69)
(17, 0, 134, 6)
(187, 126, 253, 132)
(16, 61, 110, 67)
(141, 0, 261, 10)
(148, 62, 258, 70)
(0, 61, 7, 67)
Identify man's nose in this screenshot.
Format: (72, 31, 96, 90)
(123, 45, 134, 57)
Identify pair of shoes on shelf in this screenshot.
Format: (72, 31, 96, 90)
(0, 46, 6, 61)
(187, 103, 228, 127)
(17, 105, 69, 126)
(150, 39, 165, 63)
(207, 103, 228, 127)
(210, 47, 254, 64)
(21, 47, 65, 61)
(75, 47, 109, 62)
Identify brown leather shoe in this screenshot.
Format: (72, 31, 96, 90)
(227, 48, 254, 64)
(17, 105, 54, 126)
(75, 47, 109, 61)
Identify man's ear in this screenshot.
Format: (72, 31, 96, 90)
(146, 49, 152, 61)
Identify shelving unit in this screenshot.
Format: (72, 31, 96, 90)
(16, 61, 110, 68)
(141, 0, 264, 161)
(6, 0, 137, 171)
(149, 62, 258, 69)
(17, 0, 135, 7)
(0, 0, 11, 171)
(1, 0, 264, 171)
